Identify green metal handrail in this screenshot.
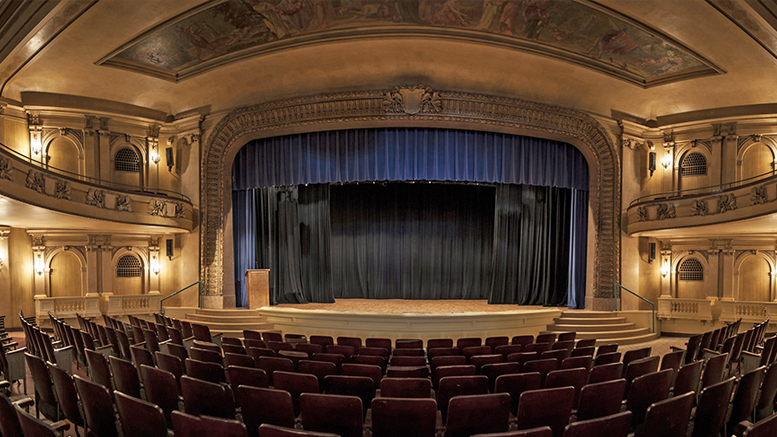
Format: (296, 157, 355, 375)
(160, 281, 203, 315)
(613, 284, 655, 334)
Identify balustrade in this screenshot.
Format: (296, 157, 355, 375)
(34, 295, 101, 324)
(657, 296, 718, 321)
(102, 293, 161, 316)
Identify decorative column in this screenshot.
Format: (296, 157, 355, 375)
(31, 235, 46, 298)
(707, 240, 720, 299)
(148, 239, 161, 294)
(719, 123, 738, 185)
(661, 135, 675, 194)
(97, 118, 111, 182)
(720, 241, 736, 301)
(659, 242, 672, 297)
(100, 242, 113, 296)
(85, 238, 100, 296)
(0, 227, 10, 318)
(146, 125, 160, 190)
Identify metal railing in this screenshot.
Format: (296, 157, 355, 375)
(160, 281, 203, 315)
(629, 168, 777, 207)
(0, 141, 191, 202)
(613, 284, 655, 333)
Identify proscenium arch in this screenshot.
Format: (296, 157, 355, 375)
(200, 89, 621, 307)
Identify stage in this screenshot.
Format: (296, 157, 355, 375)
(258, 299, 567, 342)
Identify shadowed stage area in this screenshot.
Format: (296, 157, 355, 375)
(275, 299, 552, 314)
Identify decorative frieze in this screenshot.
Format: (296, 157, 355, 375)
(718, 194, 737, 213)
(690, 199, 709, 216)
(656, 203, 676, 220)
(85, 189, 105, 208)
(148, 199, 165, 216)
(384, 85, 442, 115)
(53, 179, 71, 200)
(25, 170, 45, 194)
(637, 207, 648, 222)
(0, 156, 12, 180)
(751, 186, 768, 205)
(115, 194, 132, 212)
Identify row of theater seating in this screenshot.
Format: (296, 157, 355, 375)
(3, 312, 777, 437)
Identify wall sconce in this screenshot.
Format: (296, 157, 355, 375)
(34, 255, 44, 276)
(0, 255, 4, 268)
(150, 148, 161, 165)
(29, 126, 42, 156)
(661, 151, 672, 169)
(661, 263, 670, 278)
(151, 255, 160, 275)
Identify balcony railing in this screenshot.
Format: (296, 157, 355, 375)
(34, 295, 102, 322)
(630, 169, 777, 207)
(0, 141, 190, 201)
(657, 296, 719, 321)
(102, 293, 162, 317)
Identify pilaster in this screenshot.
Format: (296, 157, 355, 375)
(720, 241, 736, 301)
(0, 227, 10, 317)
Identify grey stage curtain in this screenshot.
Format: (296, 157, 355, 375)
(330, 183, 495, 299)
(489, 184, 572, 305)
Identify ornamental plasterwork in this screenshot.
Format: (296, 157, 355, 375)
(718, 193, 737, 213)
(0, 156, 12, 180)
(115, 194, 133, 212)
(25, 170, 45, 194)
(751, 186, 768, 205)
(383, 86, 442, 115)
(690, 199, 709, 216)
(637, 207, 648, 222)
(148, 199, 165, 216)
(85, 189, 105, 208)
(656, 203, 676, 220)
(173, 202, 184, 219)
(52, 179, 71, 200)
(200, 88, 620, 300)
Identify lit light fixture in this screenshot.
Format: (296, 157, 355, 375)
(661, 150, 672, 169)
(34, 255, 44, 276)
(150, 148, 160, 165)
(0, 255, 4, 268)
(29, 126, 42, 156)
(661, 263, 670, 278)
(151, 255, 160, 275)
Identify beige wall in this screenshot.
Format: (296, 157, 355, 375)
(738, 255, 771, 301)
(49, 250, 82, 297)
(8, 228, 33, 329)
(4, 118, 28, 156)
(46, 137, 80, 174)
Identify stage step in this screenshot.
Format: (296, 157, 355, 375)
(543, 311, 656, 346)
(180, 308, 278, 336)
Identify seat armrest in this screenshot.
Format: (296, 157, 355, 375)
(0, 381, 9, 390)
(13, 398, 34, 409)
(50, 420, 71, 431)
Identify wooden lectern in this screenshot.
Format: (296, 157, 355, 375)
(245, 269, 270, 309)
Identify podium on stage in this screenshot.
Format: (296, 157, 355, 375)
(245, 269, 270, 309)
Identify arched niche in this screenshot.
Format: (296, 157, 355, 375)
(677, 150, 710, 192)
(735, 251, 775, 302)
(44, 135, 83, 175)
(109, 137, 146, 188)
(200, 88, 620, 308)
(111, 248, 147, 295)
(741, 143, 774, 180)
(45, 247, 86, 297)
(672, 254, 710, 300)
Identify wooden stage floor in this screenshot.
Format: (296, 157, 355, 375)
(276, 299, 553, 314)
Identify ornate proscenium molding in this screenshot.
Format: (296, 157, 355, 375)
(200, 87, 620, 303)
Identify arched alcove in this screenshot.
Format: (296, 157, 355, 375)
(675, 257, 707, 299)
(738, 254, 772, 302)
(49, 250, 83, 297)
(678, 151, 709, 192)
(741, 143, 774, 180)
(114, 253, 144, 295)
(46, 137, 80, 175)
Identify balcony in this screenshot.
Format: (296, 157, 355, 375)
(0, 142, 192, 231)
(627, 171, 777, 236)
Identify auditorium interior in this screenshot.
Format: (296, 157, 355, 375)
(3, 0, 777, 435)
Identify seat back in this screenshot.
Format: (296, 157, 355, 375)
(299, 393, 363, 437)
(356, 346, 389, 358)
(624, 356, 660, 398)
(238, 386, 295, 437)
(511, 335, 534, 347)
(437, 374, 489, 422)
(576, 379, 627, 421)
(434, 364, 476, 388)
(226, 365, 269, 403)
(341, 363, 382, 386)
(109, 356, 142, 399)
(742, 414, 777, 437)
(191, 347, 223, 365)
(309, 335, 334, 348)
(640, 391, 694, 437)
(431, 355, 467, 371)
(595, 344, 618, 356)
(691, 376, 736, 437)
(701, 352, 728, 389)
(470, 354, 503, 371)
(523, 358, 559, 387)
(593, 352, 621, 366)
(0, 393, 24, 437)
(365, 337, 392, 350)
(141, 364, 180, 425)
(588, 362, 624, 384)
(48, 364, 83, 428)
(85, 348, 113, 393)
(25, 353, 60, 421)
(224, 352, 255, 368)
(390, 355, 426, 366)
(395, 339, 423, 349)
(337, 336, 362, 350)
(444, 393, 510, 437)
(115, 391, 167, 437)
(560, 355, 593, 372)
(495, 372, 542, 416)
(456, 337, 482, 350)
(371, 397, 437, 437)
(323, 375, 374, 418)
(14, 404, 59, 437)
(755, 362, 777, 420)
(427, 338, 453, 349)
(273, 371, 319, 416)
(673, 360, 703, 397)
(545, 367, 587, 408)
(257, 356, 294, 385)
(659, 350, 685, 386)
(74, 375, 119, 437)
(481, 362, 521, 392)
(298, 360, 337, 389)
(185, 358, 225, 384)
(727, 366, 767, 431)
(180, 375, 235, 419)
(258, 424, 339, 437)
(562, 411, 631, 437)
(263, 333, 284, 343)
(379, 377, 433, 398)
(625, 369, 672, 426)
(515, 387, 575, 437)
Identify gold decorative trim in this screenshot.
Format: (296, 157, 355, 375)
(200, 89, 621, 300)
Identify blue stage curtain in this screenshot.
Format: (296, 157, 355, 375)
(233, 128, 588, 191)
(232, 128, 590, 307)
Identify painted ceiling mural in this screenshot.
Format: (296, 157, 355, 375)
(102, 0, 721, 86)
